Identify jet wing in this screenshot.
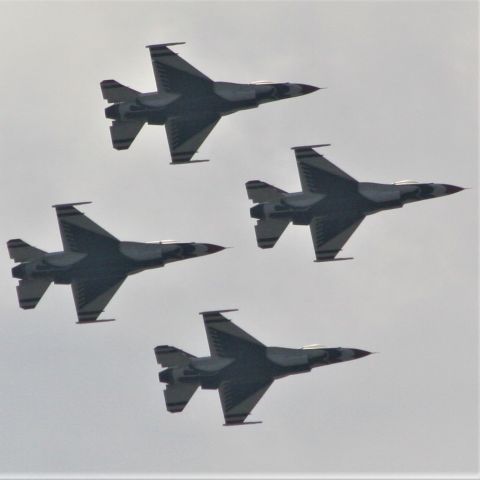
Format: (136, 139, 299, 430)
(53, 203, 118, 254)
(200, 310, 266, 359)
(165, 113, 220, 164)
(219, 379, 272, 426)
(293, 145, 357, 194)
(71, 275, 126, 323)
(146, 43, 213, 96)
(310, 214, 364, 262)
(254, 218, 289, 249)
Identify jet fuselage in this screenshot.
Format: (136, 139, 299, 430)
(105, 82, 318, 124)
(250, 182, 463, 225)
(159, 346, 370, 391)
(12, 241, 223, 284)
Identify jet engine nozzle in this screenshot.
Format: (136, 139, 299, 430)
(12, 264, 26, 279)
(105, 104, 121, 119)
(250, 204, 265, 219)
(159, 368, 173, 384)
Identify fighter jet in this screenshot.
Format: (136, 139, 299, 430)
(155, 309, 371, 425)
(8, 202, 225, 323)
(246, 144, 464, 262)
(101, 42, 319, 164)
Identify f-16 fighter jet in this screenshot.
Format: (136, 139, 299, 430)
(8, 202, 225, 323)
(246, 144, 464, 262)
(101, 42, 319, 164)
(155, 309, 371, 425)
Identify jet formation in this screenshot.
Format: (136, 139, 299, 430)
(155, 309, 371, 425)
(8, 202, 225, 323)
(8, 41, 466, 427)
(101, 42, 319, 164)
(247, 144, 464, 262)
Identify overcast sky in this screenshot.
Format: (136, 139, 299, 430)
(0, 1, 477, 478)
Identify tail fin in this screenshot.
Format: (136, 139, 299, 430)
(100, 79, 140, 103)
(246, 180, 286, 203)
(154, 345, 196, 367)
(7, 239, 46, 262)
(16, 278, 51, 309)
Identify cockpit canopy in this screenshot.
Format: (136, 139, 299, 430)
(146, 240, 177, 244)
(393, 180, 419, 185)
(250, 80, 276, 85)
(301, 343, 324, 350)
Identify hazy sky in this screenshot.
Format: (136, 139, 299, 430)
(0, 1, 477, 478)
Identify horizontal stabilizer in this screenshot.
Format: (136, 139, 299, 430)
(154, 345, 196, 367)
(100, 80, 139, 103)
(164, 383, 198, 413)
(246, 180, 286, 203)
(109, 120, 145, 150)
(7, 239, 46, 262)
(254, 218, 289, 249)
(16, 278, 51, 309)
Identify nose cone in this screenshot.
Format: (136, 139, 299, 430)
(443, 184, 464, 196)
(298, 83, 320, 95)
(172, 242, 226, 261)
(352, 349, 371, 359)
(204, 243, 226, 254)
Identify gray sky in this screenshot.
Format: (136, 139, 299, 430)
(0, 1, 477, 477)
